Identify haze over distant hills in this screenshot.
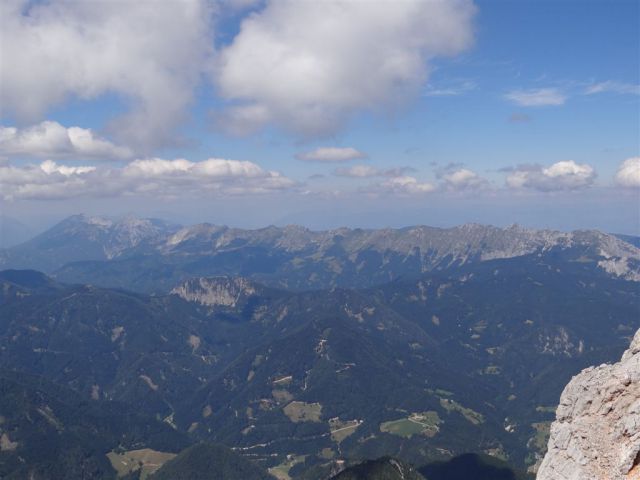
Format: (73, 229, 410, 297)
(0, 216, 34, 248)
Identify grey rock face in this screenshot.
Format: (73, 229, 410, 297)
(171, 276, 258, 307)
(537, 329, 640, 480)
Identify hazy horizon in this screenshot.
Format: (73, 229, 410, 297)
(2, 197, 639, 249)
(1, 0, 638, 236)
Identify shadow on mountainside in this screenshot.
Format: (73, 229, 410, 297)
(419, 453, 532, 480)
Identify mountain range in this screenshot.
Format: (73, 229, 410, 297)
(0, 215, 638, 478)
(1, 214, 638, 294)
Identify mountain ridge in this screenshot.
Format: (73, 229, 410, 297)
(2, 215, 638, 294)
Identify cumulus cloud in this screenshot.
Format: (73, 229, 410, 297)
(214, 0, 476, 135)
(585, 81, 640, 96)
(505, 160, 596, 191)
(377, 176, 436, 195)
(0, 160, 102, 200)
(440, 168, 488, 190)
(615, 157, 640, 188)
(335, 165, 379, 178)
(0, 157, 294, 201)
(334, 164, 415, 178)
(342, 163, 486, 193)
(0, 0, 477, 146)
(0, 0, 213, 151)
(296, 147, 366, 163)
(0, 121, 132, 160)
(39, 160, 96, 176)
(504, 88, 566, 107)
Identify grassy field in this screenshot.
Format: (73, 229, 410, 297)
(535, 405, 556, 413)
(268, 454, 307, 480)
(107, 448, 176, 479)
(380, 411, 441, 438)
(440, 398, 485, 425)
(329, 418, 362, 443)
(530, 422, 551, 452)
(283, 401, 322, 423)
(272, 388, 294, 403)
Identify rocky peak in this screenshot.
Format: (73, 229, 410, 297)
(537, 329, 640, 480)
(171, 276, 260, 307)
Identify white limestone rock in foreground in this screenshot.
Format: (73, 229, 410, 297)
(537, 329, 640, 480)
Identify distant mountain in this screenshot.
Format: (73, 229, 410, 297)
(1, 215, 638, 293)
(0, 269, 56, 290)
(614, 233, 640, 249)
(171, 276, 273, 308)
(0, 214, 177, 273)
(151, 443, 274, 480)
(0, 216, 34, 248)
(331, 457, 425, 480)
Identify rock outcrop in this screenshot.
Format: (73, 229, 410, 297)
(537, 329, 640, 480)
(171, 276, 259, 307)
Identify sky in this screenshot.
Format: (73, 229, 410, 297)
(0, 0, 639, 234)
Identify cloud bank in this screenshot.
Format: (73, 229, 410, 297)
(506, 160, 596, 191)
(0, 157, 294, 201)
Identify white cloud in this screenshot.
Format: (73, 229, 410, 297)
(335, 165, 380, 178)
(378, 176, 436, 195)
(0, 0, 477, 145)
(440, 168, 487, 190)
(296, 147, 366, 163)
(335, 164, 415, 178)
(214, 0, 476, 135)
(504, 88, 567, 107)
(0, 160, 100, 200)
(615, 157, 640, 188)
(122, 157, 294, 196)
(0, 121, 133, 160)
(0, 0, 213, 151)
(585, 81, 640, 96)
(0, 157, 294, 201)
(505, 160, 596, 191)
(39, 160, 96, 176)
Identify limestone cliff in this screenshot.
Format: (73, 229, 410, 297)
(170, 276, 259, 307)
(537, 329, 640, 480)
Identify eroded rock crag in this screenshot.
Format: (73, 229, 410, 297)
(538, 329, 640, 480)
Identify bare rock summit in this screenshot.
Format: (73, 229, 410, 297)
(537, 329, 640, 480)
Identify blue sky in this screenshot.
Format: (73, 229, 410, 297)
(0, 0, 638, 233)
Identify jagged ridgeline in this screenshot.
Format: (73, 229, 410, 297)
(1, 214, 638, 293)
(0, 216, 638, 478)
